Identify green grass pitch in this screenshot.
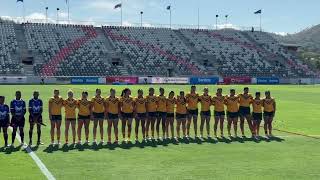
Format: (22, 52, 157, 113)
(0, 85, 320, 180)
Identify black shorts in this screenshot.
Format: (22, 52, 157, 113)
(264, 111, 274, 118)
(122, 112, 133, 119)
(66, 118, 76, 121)
(158, 112, 167, 119)
(201, 111, 211, 116)
(167, 113, 174, 118)
(108, 113, 119, 120)
(227, 112, 239, 119)
(93, 112, 105, 120)
(78, 115, 90, 120)
(136, 113, 147, 119)
(51, 115, 62, 121)
(0, 118, 9, 128)
(214, 111, 225, 117)
(11, 116, 26, 128)
(239, 106, 251, 116)
(252, 113, 263, 121)
(176, 113, 187, 119)
(148, 112, 157, 117)
(188, 109, 198, 115)
(29, 114, 43, 123)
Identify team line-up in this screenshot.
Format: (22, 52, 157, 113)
(0, 86, 276, 147)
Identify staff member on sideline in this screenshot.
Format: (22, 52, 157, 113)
(49, 89, 63, 145)
(28, 91, 43, 146)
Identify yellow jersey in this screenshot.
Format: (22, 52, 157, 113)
(105, 96, 120, 114)
(239, 93, 253, 107)
(134, 97, 147, 114)
(176, 96, 187, 114)
(166, 97, 176, 113)
(225, 95, 239, 113)
(49, 97, 63, 115)
(186, 93, 199, 110)
(157, 95, 167, 112)
(121, 97, 134, 113)
(252, 99, 263, 113)
(77, 99, 91, 116)
(91, 96, 105, 113)
(199, 95, 212, 112)
(146, 95, 158, 112)
(63, 98, 77, 119)
(212, 95, 225, 112)
(263, 98, 275, 112)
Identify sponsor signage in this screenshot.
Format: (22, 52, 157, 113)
(151, 77, 189, 84)
(71, 77, 99, 84)
(106, 77, 138, 85)
(0, 76, 27, 84)
(189, 77, 219, 84)
(223, 77, 251, 85)
(256, 77, 279, 84)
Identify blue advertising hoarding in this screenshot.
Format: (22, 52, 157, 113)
(256, 77, 279, 84)
(190, 77, 219, 84)
(71, 77, 99, 84)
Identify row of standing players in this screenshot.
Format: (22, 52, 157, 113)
(0, 86, 276, 147)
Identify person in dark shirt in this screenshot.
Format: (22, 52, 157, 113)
(10, 91, 26, 146)
(28, 91, 43, 146)
(0, 96, 10, 147)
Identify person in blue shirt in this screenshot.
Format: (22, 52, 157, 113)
(0, 96, 10, 147)
(10, 91, 26, 146)
(28, 91, 43, 146)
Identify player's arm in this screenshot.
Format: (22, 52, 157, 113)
(48, 99, 52, 120)
(23, 101, 27, 115)
(10, 100, 15, 117)
(28, 100, 33, 115)
(145, 98, 149, 113)
(273, 100, 276, 115)
(40, 99, 43, 114)
(104, 100, 108, 117)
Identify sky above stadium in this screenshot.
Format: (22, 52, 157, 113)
(0, 0, 319, 34)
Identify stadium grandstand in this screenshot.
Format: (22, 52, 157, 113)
(0, 19, 316, 78)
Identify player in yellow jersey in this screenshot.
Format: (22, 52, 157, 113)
(263, 91, 276, 138)
(91, 89, 105, 144)
(199, 87, 212, 138)
(63, 90, 77, 144)
(146, 88, 158, 140)
(166, 91, 176, 140)
(48, 89, 63, 145)
(212, 88, 225, 137)
(224, 89, 239, 137)
(186, 85, 199, 138)
(176, 91, 187, 139)
(105, 88, 120, 144)
(156, 87, 167, 139)
(238, 87, 254, 137)
(77, 91, 91, 144)
(120, 88, 134, 142)
(134, 89, 147, 141)
(251, 92, 263, 139)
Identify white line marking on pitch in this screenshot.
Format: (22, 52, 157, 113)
(9, 127, 56, 180)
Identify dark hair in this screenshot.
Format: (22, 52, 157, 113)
(82, 91, 88, 96)
(217, 88, 222, 92)
(149, 87, 154, 91)
(16, 91, 21, 94)
(121, 88, 130, 97)
(244, 87, 249, 91)
(159, 87, 164, 91)
(110, 88, 115, 93)
(96, 88, 101, 92)
(230, 89, 235, 92)
(191, 85, 196, 89)
(138, 89, 143, 94)
(0, 96, 4, 99)
(169, 91, 174, 95)
(256, 92, 261, 96)
(265, 91, 271, 95)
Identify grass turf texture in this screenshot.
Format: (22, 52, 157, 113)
(0, 85, 319, 180)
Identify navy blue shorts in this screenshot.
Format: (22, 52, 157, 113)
(11, 116, 25, 128)
(0, 118, 9, 128)
(176, 113, 187, 119)
(227, 112, 239, 119)
(148, 112, 157, 117)
(167, 113, 174, 118)
(252, 113, 263, 121)
(214, 111, 225, 117)
(108, 113, 119, 120)
(201, 111, 211, 116)
(78, 115, 90, 120)
(188, 109, 198, 115)
(264, 111, 274, 118)
(93, 112, 105, 120)
(122, 112, 133, 119)
(158, 112, 167, 119)
(51, 115, 62, 121)
(136, 113, 146, 119)
(29, 114, 43, 123)
(239, 106, 251, 116)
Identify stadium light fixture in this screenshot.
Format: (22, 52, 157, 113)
(56, 8, 60, 24)
(140, 11, 143, 27)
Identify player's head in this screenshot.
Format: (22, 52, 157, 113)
(217, 88, 222, 95)
(230, 89, 235, 96)
(265, 91, 271, 98)
(54, 89, 60, 97)
(149, 87, 154, 95)
(122, 88, 131, 97)
(169, 91, 175, 98)
(191, 85, 196, 93)
(15, 91, 21, 99)
(138, 89, 143, 97)
(68, 90, 74, 98)
(255, 92, 261, 98)
(33, 91, 39, 99)
(82, 91, 88, 99)
(180, 91, 185, 97)
(96, 89, 101, 96)
(159, 87, 164, 95)
(244, 87, 249, 94)
(110, 88, 116, 97)
(0, 96, 4, 104)
(204, 87, 209, 95)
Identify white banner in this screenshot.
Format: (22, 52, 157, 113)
(0, 76, 27, 84)
(151, 77, 189, 84)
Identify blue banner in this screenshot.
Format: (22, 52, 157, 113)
(256, 77, 279, 84)
(71, 77, 99, 84)
(190, 77, 219, 84)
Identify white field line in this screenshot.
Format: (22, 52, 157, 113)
(9, 127, 56, 180)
